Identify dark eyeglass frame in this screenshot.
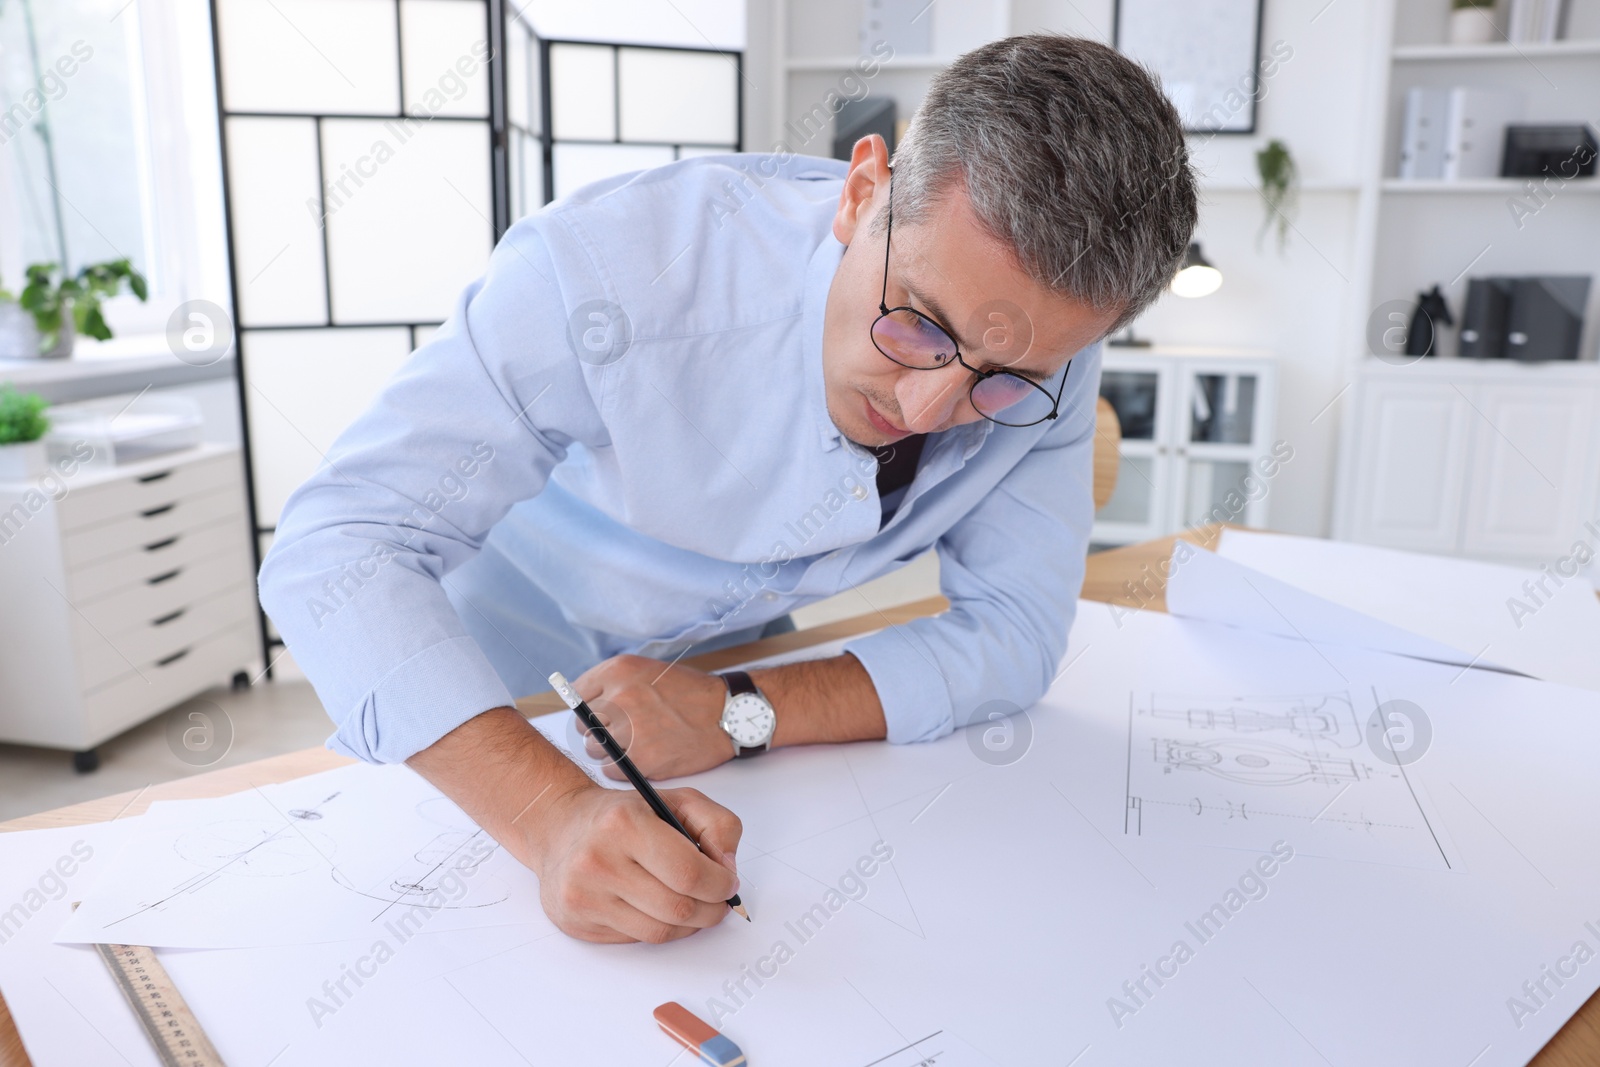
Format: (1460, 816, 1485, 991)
(871, 170, 1070, 428)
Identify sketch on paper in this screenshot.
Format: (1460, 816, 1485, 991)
(1123, 689, 1453, 869)
(101, 791, 346, 931)
(55, 763, 554, 949)
(103, 790, 509, 935)
(333, 796, 508, 919)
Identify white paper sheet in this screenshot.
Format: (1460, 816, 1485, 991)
(0, 819, 164, 1067)
(0, 817, 532, 1067)
(1123, 686, 1457, 870)
(316, 605, 1600, 1066)
(54, 763, 556, 948)
(1213, 528, 1600, 690)
(25, 603, 1600, 1067)
(1165, 546, 1479, 668)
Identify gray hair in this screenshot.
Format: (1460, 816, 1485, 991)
(887, 34, 1198, 335)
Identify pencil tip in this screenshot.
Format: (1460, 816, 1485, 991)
(732, 904, 750, 921)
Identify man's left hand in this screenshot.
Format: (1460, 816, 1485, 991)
(571, 655, 733, 780)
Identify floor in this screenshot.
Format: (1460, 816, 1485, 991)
(0, 553, 942, 823)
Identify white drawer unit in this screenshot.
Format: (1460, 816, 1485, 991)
(0, 443, 260, 762)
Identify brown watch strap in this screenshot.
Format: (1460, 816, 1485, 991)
(722, 670, 758, 698)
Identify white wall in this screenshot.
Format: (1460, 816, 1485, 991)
(1126, 0, 1389, 539)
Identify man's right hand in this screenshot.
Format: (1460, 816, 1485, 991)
(406, 706, 742, 944)
(529, 784, 741, 943)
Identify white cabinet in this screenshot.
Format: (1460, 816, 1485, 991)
(1334, 360, 1600, 566)
(1094, 347, 1279, 546)
(1339, 378, 1474, 552)
(0, 443, 259, 755)
(1460, 384, 1599, 559)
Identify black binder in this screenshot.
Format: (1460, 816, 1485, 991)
(1505, 276, 1591, 362)
(1459, 278, 1512, 358)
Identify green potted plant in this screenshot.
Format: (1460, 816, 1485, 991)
(15, 259, 148, 359)
(0, 384, 50, 480)
(1449, 0, 1497, 45)
(1256, 139, 1298, 253)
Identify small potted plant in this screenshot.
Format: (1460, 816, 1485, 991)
(0, 384, 50, 481)
(1256, 139, 1298, 253)
(1448, 0, 1497, 45)
(16, 259, 148, 359)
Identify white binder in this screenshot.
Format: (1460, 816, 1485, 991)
(1441, 88, 1523, 180)
(1398, 87, 1449, 180)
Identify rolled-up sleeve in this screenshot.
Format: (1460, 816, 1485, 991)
(844, 345, 1102, 743)
(257, 221, 609, 763)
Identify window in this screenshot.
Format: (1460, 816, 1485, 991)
(0, 0, 225, 342)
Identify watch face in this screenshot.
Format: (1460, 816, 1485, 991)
(722, 693, 775, 747)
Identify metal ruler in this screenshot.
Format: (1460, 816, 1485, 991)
(93, 941, 226, 1067)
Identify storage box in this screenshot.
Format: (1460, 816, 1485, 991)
(44, 393, 204, 469)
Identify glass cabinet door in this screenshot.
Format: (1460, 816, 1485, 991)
(1179, 459, 1254, 527)
(1176, 366, 1269, 530)
(1101, 370, 1161, 440)
(1188, 373, 1259, 445)
(1094, 357, 1275, 545)
(1096, 367, 1171, 540)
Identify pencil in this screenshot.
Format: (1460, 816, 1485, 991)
(548, 671, 750, 921)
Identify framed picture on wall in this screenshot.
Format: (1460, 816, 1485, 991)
(1113, 0, 1265, 134)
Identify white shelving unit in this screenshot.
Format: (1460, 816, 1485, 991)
(1332, 0, 1600, 566)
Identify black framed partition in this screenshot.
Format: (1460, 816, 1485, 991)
(209, 0, 742, 672)
(538, 34, 744, 201)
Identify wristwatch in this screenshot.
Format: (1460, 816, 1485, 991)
(718, 670, 776, 758)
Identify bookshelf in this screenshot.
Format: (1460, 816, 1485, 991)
(1367, 0, 1600, 359)
(1330, 0, 1600, 565)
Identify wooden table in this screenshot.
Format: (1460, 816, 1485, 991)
(4, 526, 1595, 1066)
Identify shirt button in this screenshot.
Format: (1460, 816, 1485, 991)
(851, 484, 868, 501)
(761, 592, 778, 602)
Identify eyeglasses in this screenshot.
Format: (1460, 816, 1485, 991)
(870, 171, 1070, 428)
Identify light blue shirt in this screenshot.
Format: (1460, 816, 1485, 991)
(258, 153, 1102, 765)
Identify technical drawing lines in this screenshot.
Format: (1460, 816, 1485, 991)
(105, 791, 343, 929)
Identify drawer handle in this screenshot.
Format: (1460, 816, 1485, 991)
(156, 648, 191, 667)
(147, 569, 182, 585)
(137, 471, 173, 484)
(144, 536, 179, 552)
(152, 608, 186, 626)
(140, 503, 177, 519)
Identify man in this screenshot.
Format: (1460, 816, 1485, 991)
(259, 34, 1197, 945)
